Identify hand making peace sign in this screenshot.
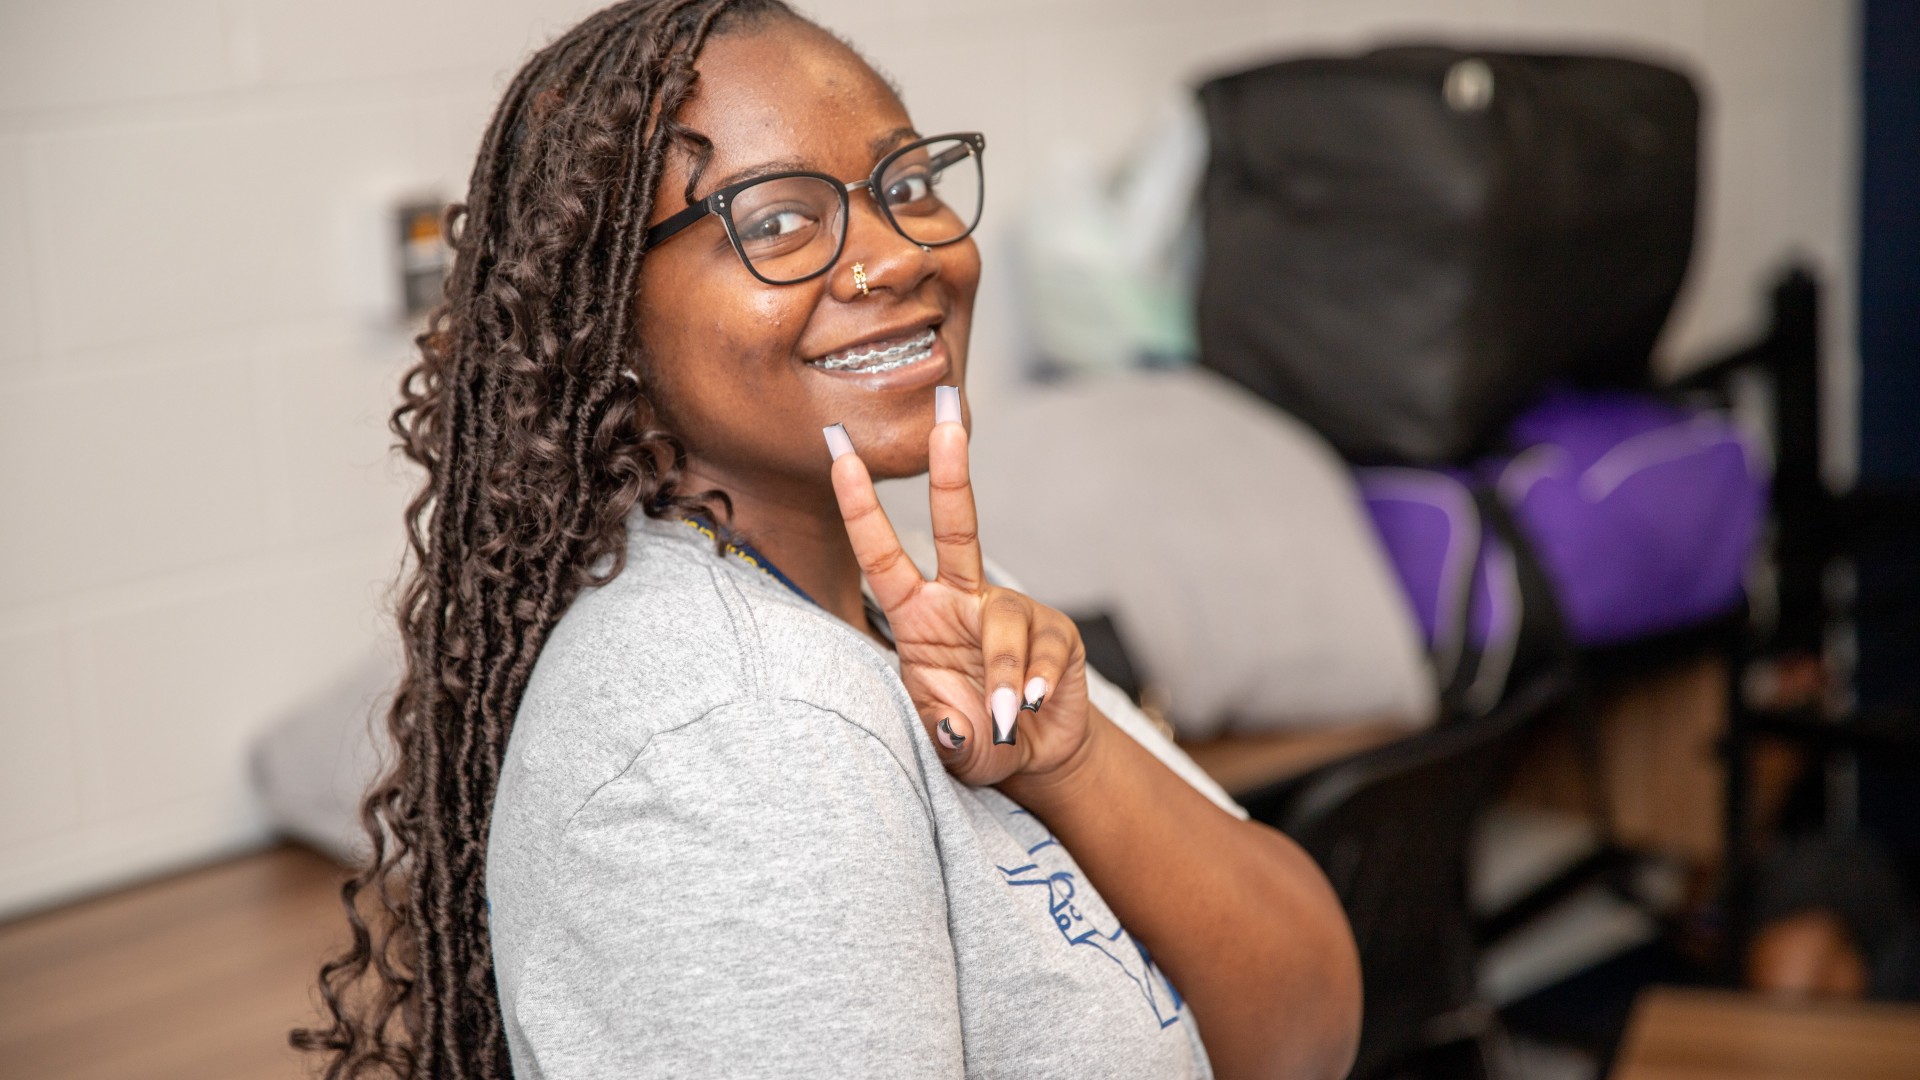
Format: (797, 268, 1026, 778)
(824, 386, 1093, 788)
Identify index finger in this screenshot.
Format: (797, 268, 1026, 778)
(825, 423, 925, 611)
(928, 385, 985, 592)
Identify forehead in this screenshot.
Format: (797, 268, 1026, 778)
(669, 24, 912, 194)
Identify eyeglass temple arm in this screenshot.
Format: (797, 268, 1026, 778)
(788, 140, 979, 198)
(845, 146, 974, 201)
(929, 145, 973, 171)
(641, 198, 714, 252)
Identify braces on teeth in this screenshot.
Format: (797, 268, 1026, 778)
(813, 329, 937, 371)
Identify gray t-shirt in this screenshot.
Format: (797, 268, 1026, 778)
(487, 512, 1247, 1079)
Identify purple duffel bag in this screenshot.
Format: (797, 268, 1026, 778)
(1360, 388, 1767, 708)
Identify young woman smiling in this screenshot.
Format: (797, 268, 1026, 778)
(298, 2, 1361, 1077)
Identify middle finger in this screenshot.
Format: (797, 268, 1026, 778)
(928, 385, 985, 593)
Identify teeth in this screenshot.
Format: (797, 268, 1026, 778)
(812, 328, 937, 372)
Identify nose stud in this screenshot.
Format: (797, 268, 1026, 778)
(851, 262, 869, 298)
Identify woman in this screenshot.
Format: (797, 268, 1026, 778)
(299, 1, 1360, 1077)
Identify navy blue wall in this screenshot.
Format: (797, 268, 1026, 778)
(1855, 0, 1920, 864)
(1858, 0, 1920, 484)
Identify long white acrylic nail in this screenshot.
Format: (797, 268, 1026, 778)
(935, 384, 962, 426)
(823, 423, 854, 461)
(991, 686, 1019, 745)
(1022, 676, 1048, 712)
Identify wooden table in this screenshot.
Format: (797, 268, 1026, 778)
(1612, 987, 1920, 1080)
(1179, 722, 1410, 796)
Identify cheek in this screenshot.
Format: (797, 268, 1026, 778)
(633, 266, 828, 464)
(740, 287, 806, 353)
(695, 287, 818, 405)
(942, 241, 983, 324)
(638, 266, 810, 393)
(936, 243, 982, 376)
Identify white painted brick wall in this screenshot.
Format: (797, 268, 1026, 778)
(0, 0, 1858, 916)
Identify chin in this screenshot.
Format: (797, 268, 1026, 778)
(855, 418, 938, 482)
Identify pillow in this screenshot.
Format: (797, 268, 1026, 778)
(249, 650, 397, 863)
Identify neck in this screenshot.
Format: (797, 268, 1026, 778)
(681, 460, 879, 642)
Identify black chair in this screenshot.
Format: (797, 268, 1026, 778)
(1238, 669, 1571, 1080)
(1679, 265, 1920, 975)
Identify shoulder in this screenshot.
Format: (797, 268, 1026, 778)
(517, 514, 918, 749)
(488, 698, 949, 1011)
(488, 692, 961, 1078)
(493, 514, 933, 856)
(510, 522, 758, 762)
(570, 696, 938, 845)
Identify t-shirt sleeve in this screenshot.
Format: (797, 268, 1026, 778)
(502, 698, 963, 1080)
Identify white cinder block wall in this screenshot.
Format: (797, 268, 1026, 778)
(0, 0, 1858, 916)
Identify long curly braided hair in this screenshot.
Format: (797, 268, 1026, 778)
(294, 1, 796, 1075)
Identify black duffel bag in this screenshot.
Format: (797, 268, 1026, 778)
(1195, 47, 1698, 464)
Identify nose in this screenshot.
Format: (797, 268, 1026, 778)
(829, 191, 935, 303)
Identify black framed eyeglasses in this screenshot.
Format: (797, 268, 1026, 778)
(641, 132, 986, 286)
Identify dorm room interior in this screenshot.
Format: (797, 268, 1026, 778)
(1, 1, 1915, 1078)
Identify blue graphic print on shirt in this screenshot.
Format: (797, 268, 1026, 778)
(996, 809, 1186, 1029)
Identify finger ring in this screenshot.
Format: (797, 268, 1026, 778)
(851, 262, 868, 298)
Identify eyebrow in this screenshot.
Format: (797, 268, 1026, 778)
(707, 157, 809, 191)
(870, 126, 920, 159)
(703, 127, 924, 194)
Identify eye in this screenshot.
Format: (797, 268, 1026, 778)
(884, 171, 933, 208)
(740, 207, 818, 243)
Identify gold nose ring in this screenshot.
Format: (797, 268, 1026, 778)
(851, 262, 869, 298)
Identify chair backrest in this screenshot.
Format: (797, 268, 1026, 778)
(1239, 671, 1567, 1079)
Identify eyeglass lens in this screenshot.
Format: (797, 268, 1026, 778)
(729, 137, 982, 284)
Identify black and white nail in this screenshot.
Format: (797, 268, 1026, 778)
(1021, 676, 1048, 712)
(937, 717, 967, 750)
(991, 686, 1019, 745)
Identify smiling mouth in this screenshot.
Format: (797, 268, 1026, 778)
(809, 328, 938, 373)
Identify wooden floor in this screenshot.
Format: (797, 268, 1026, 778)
(0, 845, 349, 1080)
(14, 845, 1920, 1080)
